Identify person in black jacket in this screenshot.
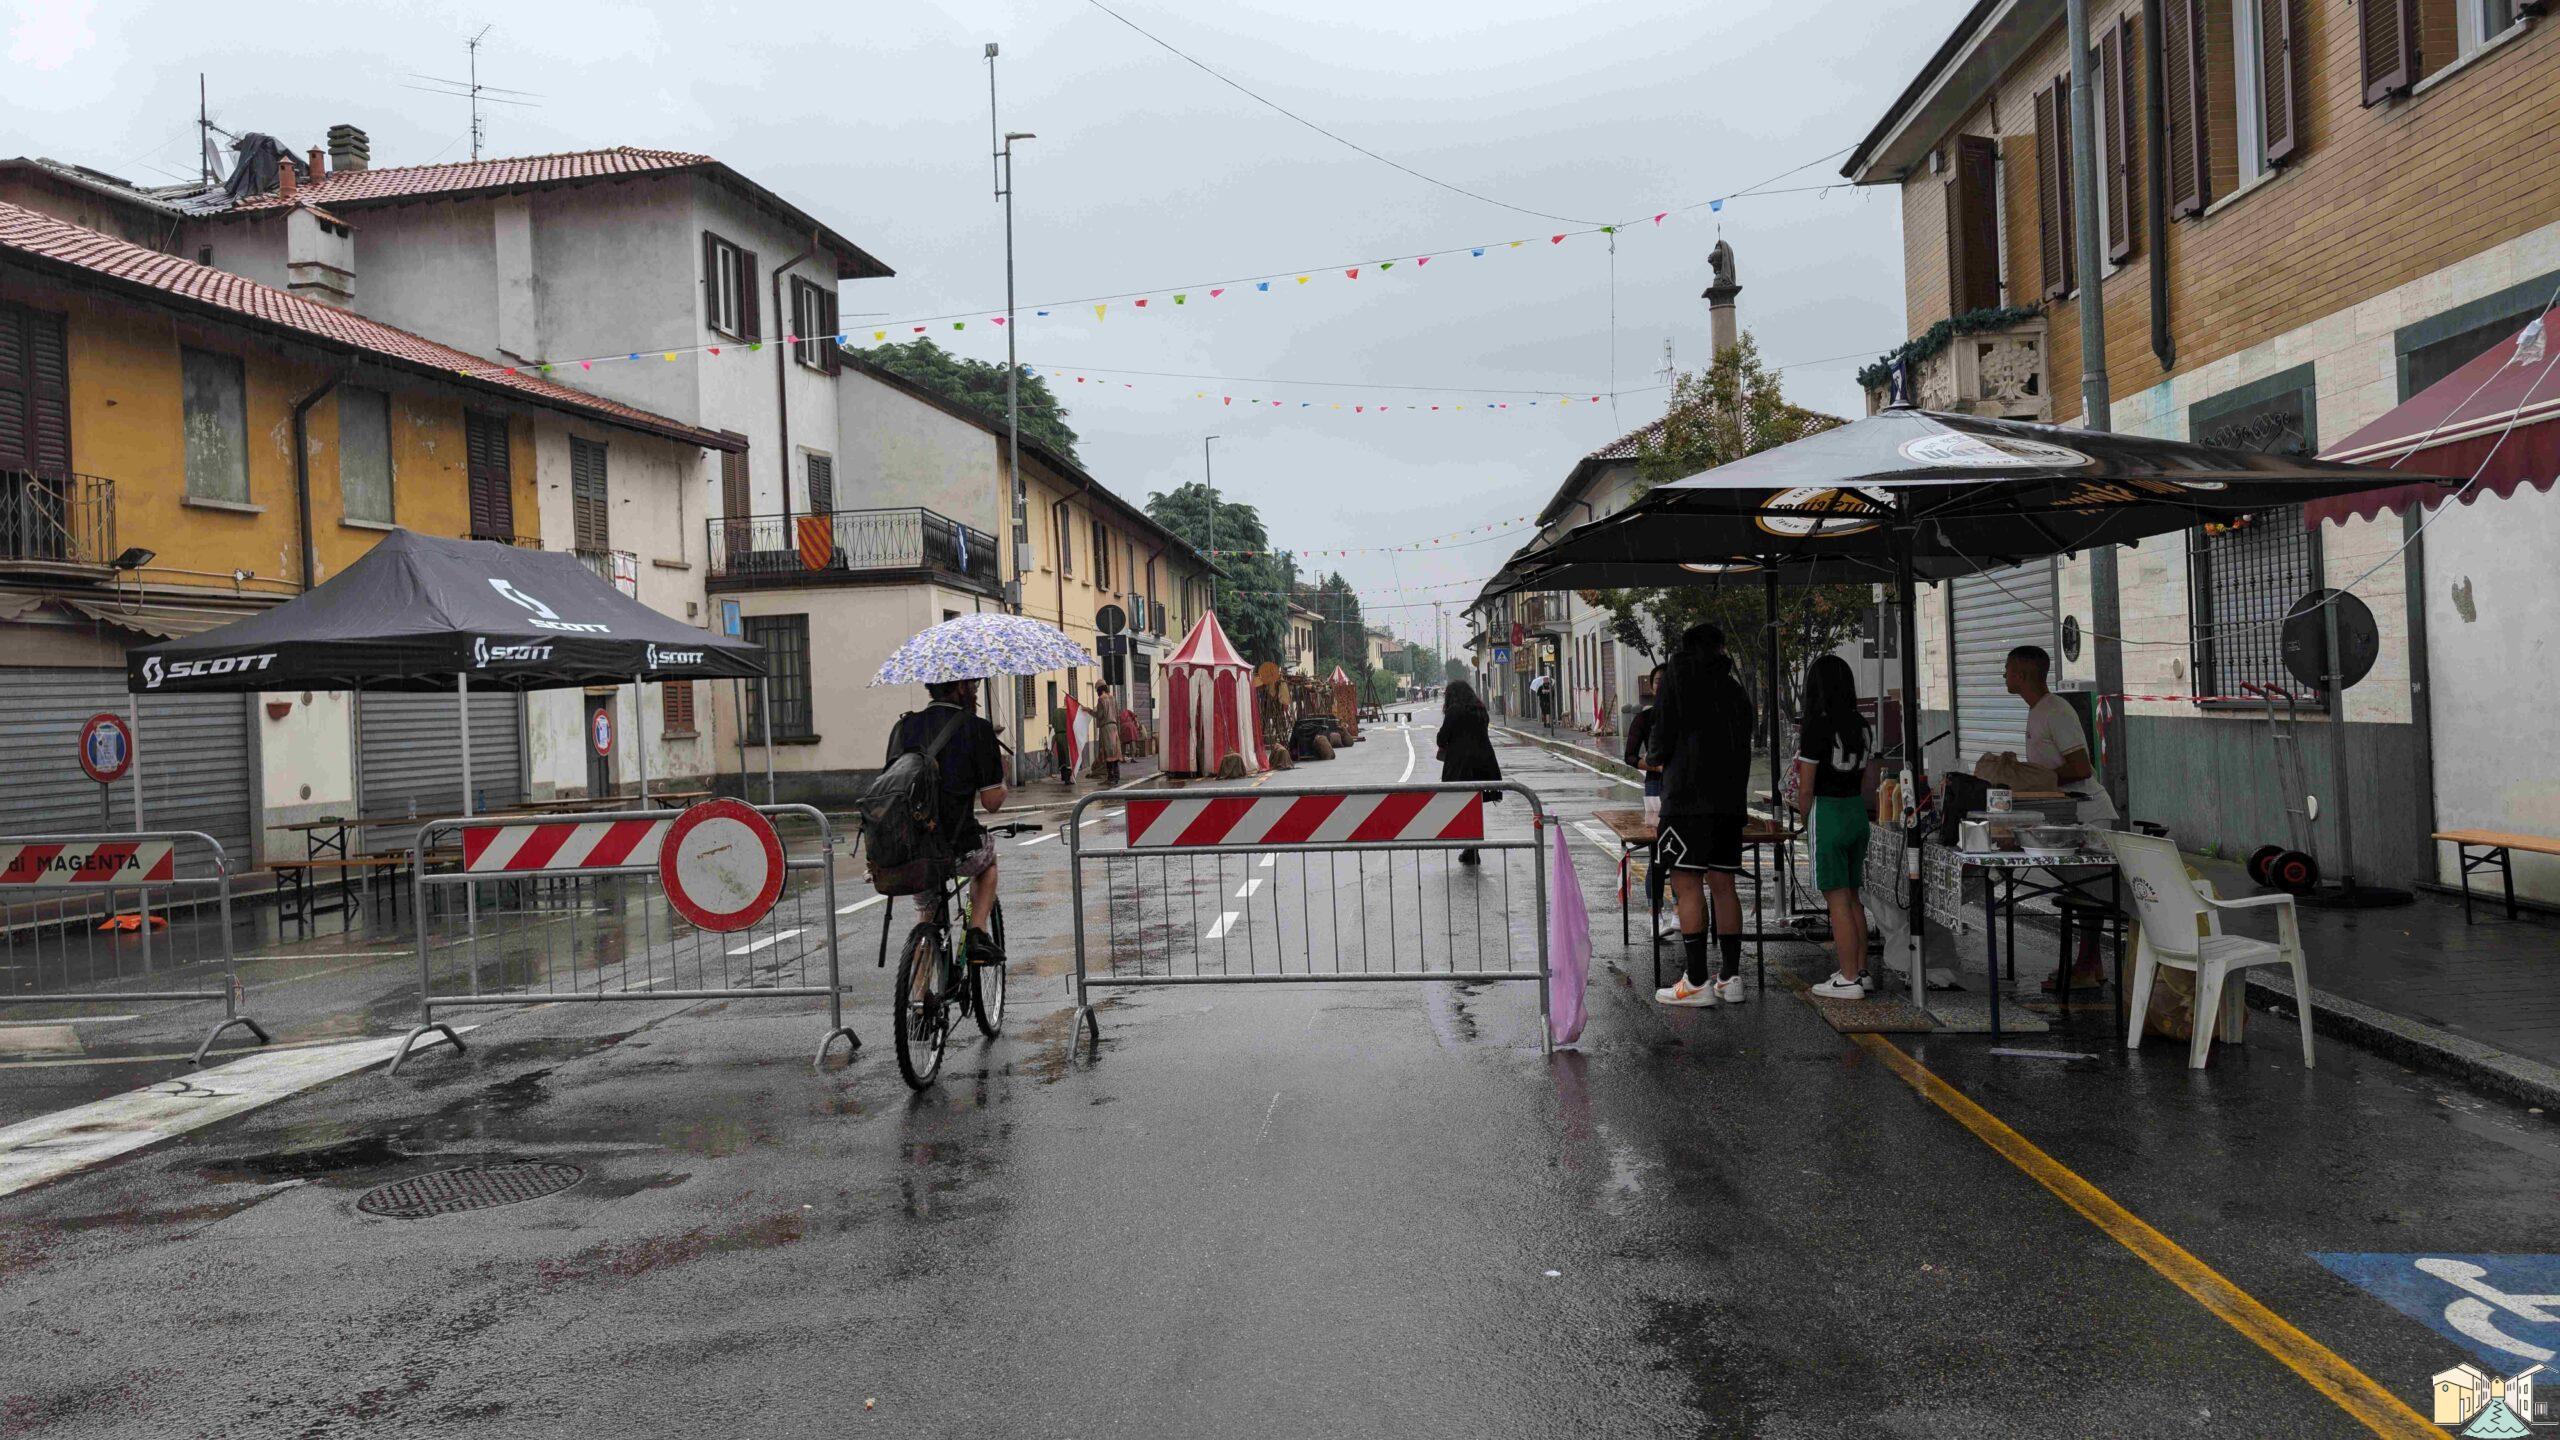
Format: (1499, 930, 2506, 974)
(1644, 624, 1756, 1007)
(1622, 664, 1676, 937)
(1438, 680, 1500, 866)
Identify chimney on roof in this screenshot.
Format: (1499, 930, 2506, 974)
(277, 161, 296, 200)
(327, 124, 369, 173)
(1702, 240, 1741, 359)
(307, 146, 325, 179)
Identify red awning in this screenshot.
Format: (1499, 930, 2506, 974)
(2308, 306, 2560, 527)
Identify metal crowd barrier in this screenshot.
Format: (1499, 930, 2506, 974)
(0, 830, 269, 1063)
(1066, 780, 1553, 1056)
(389, 804, 857, 1074)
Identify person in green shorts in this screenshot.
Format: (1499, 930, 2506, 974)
(1792, 654, 1871, 1000)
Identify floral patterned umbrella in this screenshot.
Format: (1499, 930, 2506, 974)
(870, 613, 1100, 686)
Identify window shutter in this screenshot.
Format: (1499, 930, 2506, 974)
(663, 679, 695, 734)
(2103, 20, 2135, 264)
(820, 288, 841, 375)
(702, 231, 722, 330)
(465, 412, 513, 542)
(805, 453, 834, 515)
(571, 438, 608, 552)
(0, 305, 34, 473)
(738, 249, 761, 340)
(2261, 0, 2301, 164)
(2360, 0, 2418, 103)
(2034, 84, 2071, 299)
(1947, 136, 2002, 314)
(2164, 0, 2207, 217)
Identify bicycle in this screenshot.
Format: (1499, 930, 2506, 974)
(889, 865, 1007, 1090)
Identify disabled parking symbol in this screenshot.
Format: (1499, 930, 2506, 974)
(2314, 1253, 2560, 1369)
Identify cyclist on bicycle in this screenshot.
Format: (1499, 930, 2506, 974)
(885, 678, 1009, 965)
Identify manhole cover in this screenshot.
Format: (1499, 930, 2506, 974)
(356, 1162, 584, 1218)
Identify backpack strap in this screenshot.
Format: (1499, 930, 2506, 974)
(920, 705, 969, 761)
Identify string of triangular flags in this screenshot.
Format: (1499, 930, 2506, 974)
(1030, 365, 1611, 413)
(1204, 519, 1536, 558)
(450, 202, 1747, 384)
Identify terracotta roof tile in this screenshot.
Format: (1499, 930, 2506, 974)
(0, 201, 734, 451)
(219, 146, 718, 213)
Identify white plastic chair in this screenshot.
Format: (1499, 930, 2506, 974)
(2102, 830, 2315, 1069)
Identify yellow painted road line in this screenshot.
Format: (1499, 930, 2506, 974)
(1843, 1020, 2436, 1439)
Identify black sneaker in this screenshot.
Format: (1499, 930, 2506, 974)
(966, 927, 1005, 967)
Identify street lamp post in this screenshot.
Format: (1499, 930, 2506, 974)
(988, 42, 1035, 785)
(1202, 434, 1220, 612)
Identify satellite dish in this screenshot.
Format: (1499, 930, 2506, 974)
(1095, 604, 1127, 636)
(2280, 589, 2378, 692)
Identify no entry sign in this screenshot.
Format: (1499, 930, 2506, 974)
(658, 799, 785, 932)
(79, 713, 134, 785)
(590, 707, 614, 757)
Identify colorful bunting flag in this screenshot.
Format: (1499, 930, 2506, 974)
(1255, 281, 1270, 292)
(1212, 287, 1225, 297)
(1174, 293, 1187, 304)
(1346, 268, 1359, 280)
(1094, 304, 1107, 321)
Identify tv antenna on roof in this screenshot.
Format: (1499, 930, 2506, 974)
(401, 25, 544, 161)
(1655, 338, 1677, 384)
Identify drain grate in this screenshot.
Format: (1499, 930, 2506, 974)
(356, 1162, 585, 1219)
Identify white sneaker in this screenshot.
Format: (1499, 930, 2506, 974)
(1811, 973, 1866, 1000)
(1713, 975, 1748, 1004)
(1654, 977, 1719, 1007)
(1655, 915, 1683, 940)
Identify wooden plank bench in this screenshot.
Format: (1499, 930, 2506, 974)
(271, 854, 416, 931)
(2435, 829, 2560, 922)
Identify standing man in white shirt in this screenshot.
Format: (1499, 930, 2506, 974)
(1998, 643, 2116, 989)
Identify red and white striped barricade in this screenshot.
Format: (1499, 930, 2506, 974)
(1065, 782, 1550, 1058)
(391, 803, 856, 1074)
(0, 830, 267, 1064)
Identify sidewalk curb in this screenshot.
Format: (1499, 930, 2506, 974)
(2237, 968, 2560, 1111)
(1493, 725, 1644, 785)
(1993, 900, 2560, 1110)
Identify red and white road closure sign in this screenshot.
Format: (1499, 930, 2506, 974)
(1123, 789, 1485, 849)
(658, 799, 785, 933)
(0, 840, 176, 887)
(462, 817, 671, 874)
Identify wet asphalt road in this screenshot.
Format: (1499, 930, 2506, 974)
(5, 710, 2559, 1437)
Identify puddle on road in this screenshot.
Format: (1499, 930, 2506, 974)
(199, 1133, 409, 1181)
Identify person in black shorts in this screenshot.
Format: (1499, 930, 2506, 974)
(1644, 623, 1755, 1007)
(886, 678, 1010, 963)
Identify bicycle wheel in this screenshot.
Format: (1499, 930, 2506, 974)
(893, 923, 951, 1090)
(971, 899, 1007, 1037)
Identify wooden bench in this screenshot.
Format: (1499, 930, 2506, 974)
(271, 854, 417, 931)
(2435, 829, 2560, 922)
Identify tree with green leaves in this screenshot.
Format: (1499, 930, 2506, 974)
(860, 339, 1081, 463)
(1144, 482, 1289, 665)
(1590, 334, 1869, 733)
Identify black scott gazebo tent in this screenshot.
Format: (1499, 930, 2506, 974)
(128, 529, 767, 824)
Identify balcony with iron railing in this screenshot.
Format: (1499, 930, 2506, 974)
(2, 471, 115, 571)
(706, 506, 1001, 596)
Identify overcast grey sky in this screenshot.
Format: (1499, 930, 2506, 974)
(5, 0, 1955, 643)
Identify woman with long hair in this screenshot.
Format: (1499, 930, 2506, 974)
(1437, 680, 1500, 866)
(1793, 653, 1871, 1000)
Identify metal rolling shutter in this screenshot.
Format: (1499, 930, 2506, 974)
(357, 690, 524, 832)
(1, 668, 252, 862)
(1950, 562, 2057, 766)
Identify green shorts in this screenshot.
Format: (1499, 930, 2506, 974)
(1808, 794, 1870, 893)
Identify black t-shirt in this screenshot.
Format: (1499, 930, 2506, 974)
(887, 704, 1004, 844)
(1795, 712, 1870, 800)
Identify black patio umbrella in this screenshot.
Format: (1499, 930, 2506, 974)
(1503, 405, 2459, 1004)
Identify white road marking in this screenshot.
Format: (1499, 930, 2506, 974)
(1257, 1090, 1283, 1143)
(1079, 816, 1101, 829)
(1398, 724, 1417, 784)
(836, 895, 886, 916)
(1205, 911, 1243, 940)
(1016, 830, 1059, 846)
(1545, 750, 1644, 789)
(1, 1015, 138, 1027)
(1235, 878, 1264, 899)
(1572, 820, 1627, 857)
(0, 1032, 466, 1199)
(725, 928, 804, 956)
(1257, 855, 1275, 869)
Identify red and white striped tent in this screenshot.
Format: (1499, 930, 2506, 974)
(1163, 610, 1262, 777)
